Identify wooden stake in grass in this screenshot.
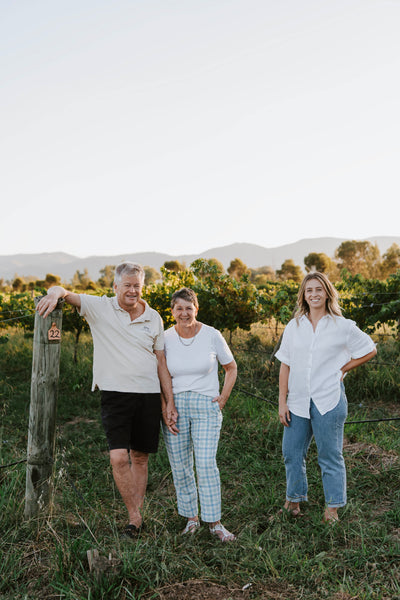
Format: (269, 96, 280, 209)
(24, 298, 63, 519)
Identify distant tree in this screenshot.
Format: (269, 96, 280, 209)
(71, 270, 81, 288)
(144, 266, 160, 285)
(12, 277, 25, 291)
(304, 252, 331, 273)
(163, 260, 186, 273)
(195, 258, 225, 278)
(335, 240, 381, 278)
(71, 269, 96, 290)
(97, 265, 115, 288)
(250, 265, 276, 286)
(227, 258, 250, 280)
(304, 253, 339, 281)
(44, 273, 61, 289)
(276, 259, 303, 282)
(381, 243, 400, 278)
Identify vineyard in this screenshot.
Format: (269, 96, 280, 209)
(1, 262, 400, 599)
(2, 260, 400, 342)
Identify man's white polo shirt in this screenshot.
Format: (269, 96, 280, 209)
(275, 315, 376, 418)
(79, 294, 164, 393)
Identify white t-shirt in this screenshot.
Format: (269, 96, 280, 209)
(164, 324, 234, 397)
(275, 314, 376, 418)
(79, 294, 164, 393)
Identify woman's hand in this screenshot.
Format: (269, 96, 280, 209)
(279, 400, 291, 427)
(162, 401, 179, 435)
(212, 395, 227, 410)
(278, 363, 290, 426)
(340, 348, 377, 380)
(213, 360, 237, 411)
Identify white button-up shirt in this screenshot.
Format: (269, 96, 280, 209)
(275, 315, 376, 418)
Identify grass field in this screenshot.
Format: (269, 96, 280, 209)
(0, 327, 399, 600)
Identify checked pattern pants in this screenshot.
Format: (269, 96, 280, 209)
(162, 391, 223, 522)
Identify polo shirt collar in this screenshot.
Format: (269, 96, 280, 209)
(111, 296, 150, 321)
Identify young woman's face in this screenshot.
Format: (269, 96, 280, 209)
(304, 278, 328, 311)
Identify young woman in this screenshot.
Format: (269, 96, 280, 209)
(275, 272, 377, 523)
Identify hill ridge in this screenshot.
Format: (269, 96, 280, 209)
(1, 236, 399, 281)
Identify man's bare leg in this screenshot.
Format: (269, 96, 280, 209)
(110, 448, 149, 527)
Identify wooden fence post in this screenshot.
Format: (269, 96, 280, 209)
(24, 298, 63, 520)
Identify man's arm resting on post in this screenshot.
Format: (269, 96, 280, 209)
(154, 349, 179, 435)
(36, 286, 82, 318)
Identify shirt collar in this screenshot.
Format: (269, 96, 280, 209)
(111, 296, 150, 321)
(300, 313, 332, 324)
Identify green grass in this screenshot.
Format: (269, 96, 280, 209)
(0, 328, 399, 599)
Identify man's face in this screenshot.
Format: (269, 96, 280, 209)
(114, 274, 144, 311)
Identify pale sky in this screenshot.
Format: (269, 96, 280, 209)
(1, 0, 399, 258)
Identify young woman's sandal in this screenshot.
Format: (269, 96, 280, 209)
(209, 522, 236, 542)
(323, 509, 339, 525)
(182, 519, 200, 535)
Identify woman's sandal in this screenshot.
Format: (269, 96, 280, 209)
(323, 511, 339, 525)
(209, 523, 236, 542)
(182, 519, 200, 535)
(279, 502, 304, 518)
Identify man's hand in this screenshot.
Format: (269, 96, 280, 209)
(36, 293, 61, 318)
(35, 286, 81, 318)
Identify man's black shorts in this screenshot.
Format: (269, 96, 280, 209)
(100, 391, 161, 453)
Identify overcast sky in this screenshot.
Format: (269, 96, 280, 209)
(1, 0, 399, 258)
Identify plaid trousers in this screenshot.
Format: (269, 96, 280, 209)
(162, 391, 223, 522)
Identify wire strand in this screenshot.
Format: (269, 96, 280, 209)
(234, 387, 400, 426)
(0, 458, 27, 469)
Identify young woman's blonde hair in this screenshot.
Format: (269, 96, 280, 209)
(295, 272, 342, 320)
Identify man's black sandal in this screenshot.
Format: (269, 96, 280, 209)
(121, 523, 145, 539)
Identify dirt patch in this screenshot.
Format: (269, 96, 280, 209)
(329, 594, 362, 600)
(63, 416, 97, 426)
(390, 527, 400, 541)
(343, 439, 398, 473)
(152, 578, 296, 600)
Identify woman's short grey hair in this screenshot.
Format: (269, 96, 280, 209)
(114, 262, 145, 286)
(171, 287, 199, 309)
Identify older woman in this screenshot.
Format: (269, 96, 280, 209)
(275, 272, 377, 523)
(161, 287, 237, 541)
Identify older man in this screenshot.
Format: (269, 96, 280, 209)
(36, 261, 177, 538)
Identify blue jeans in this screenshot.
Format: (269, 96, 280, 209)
(282, 384, 348, 508)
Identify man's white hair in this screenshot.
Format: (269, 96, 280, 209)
(114, 262, 145, 286)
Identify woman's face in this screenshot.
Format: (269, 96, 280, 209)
(304, 278, 328, 311)
(171, 298, 198, 327)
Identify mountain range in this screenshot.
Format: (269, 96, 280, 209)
(1, 236, 399, 282)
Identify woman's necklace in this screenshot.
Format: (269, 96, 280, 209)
(176, 323, 199, 346)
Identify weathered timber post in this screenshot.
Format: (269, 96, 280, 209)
(24, 298, 63, 519)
